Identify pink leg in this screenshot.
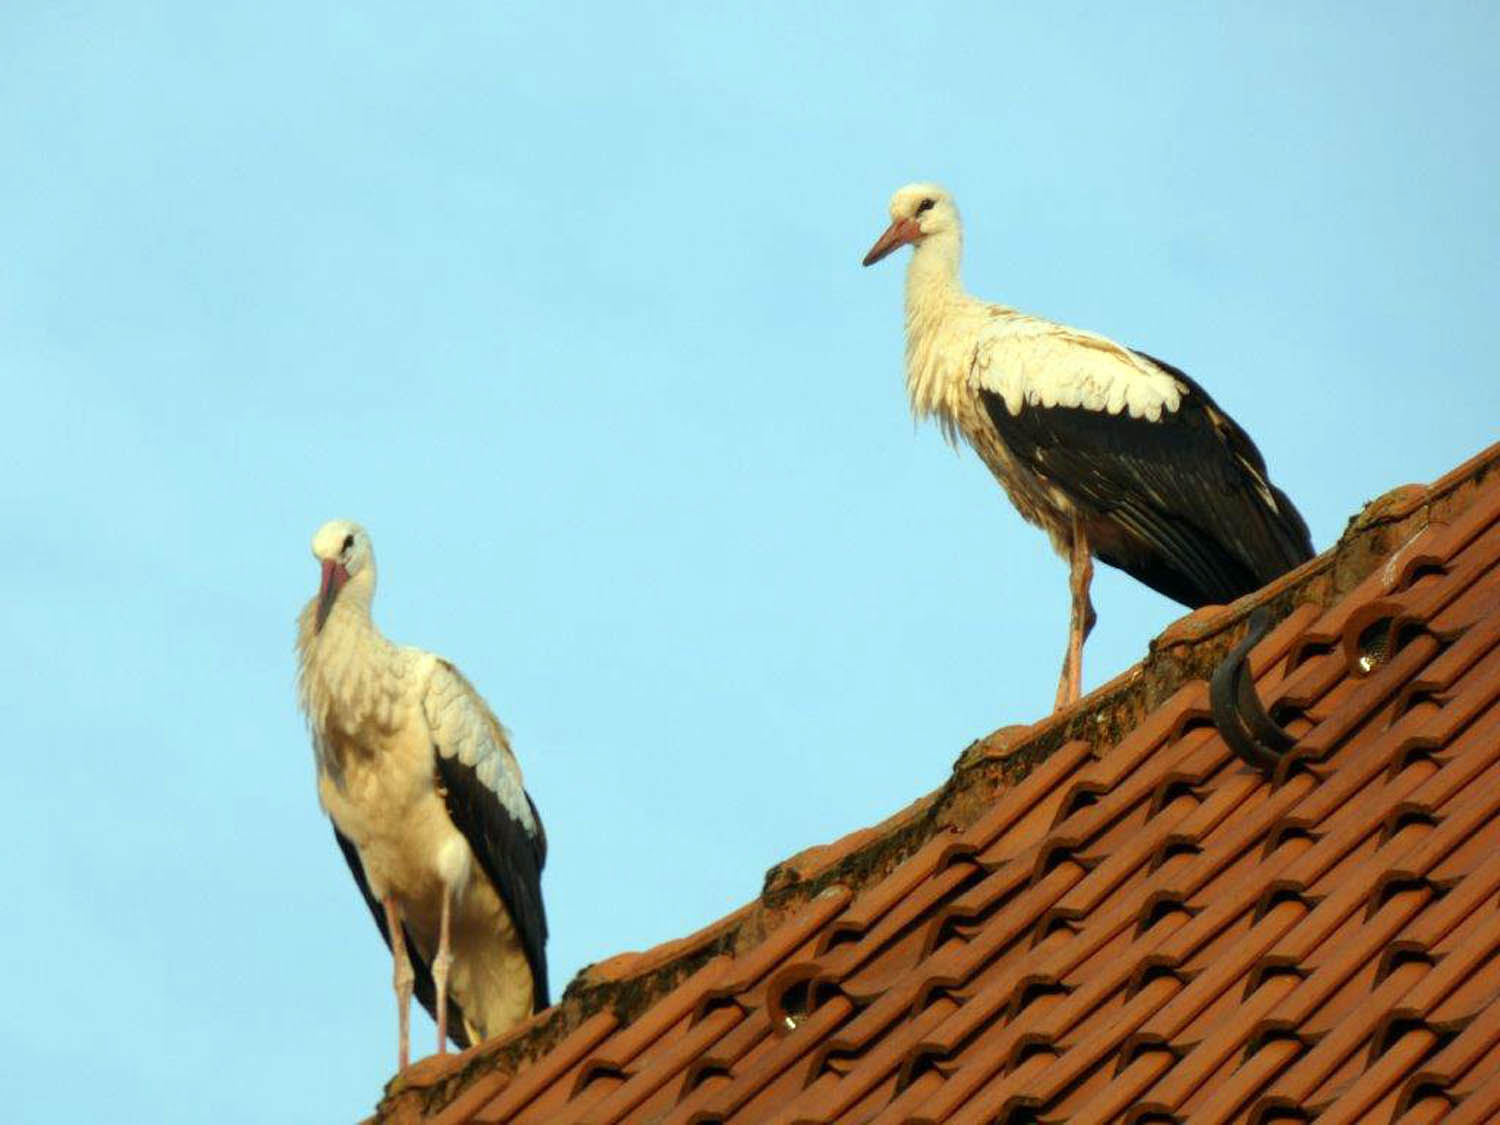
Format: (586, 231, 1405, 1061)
(382, 896, 413, 1071)
(433, 887, 454, 1054)
(1054, 517, 1096, 711)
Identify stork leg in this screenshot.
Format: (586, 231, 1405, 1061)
(1054, 516, 1097, 711)
(432, 885, 454, 1054)
(382, 895, 414, 1071)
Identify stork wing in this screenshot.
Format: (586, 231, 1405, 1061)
(973, 315, 1184, 421)
(976, 342, 1314, 608)
(422, 659, 550, 1011)
(331, 826, 472, 1049)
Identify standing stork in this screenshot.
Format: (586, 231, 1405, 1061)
(863, 184, 1314, 709)
(296, 520, 548, 1069)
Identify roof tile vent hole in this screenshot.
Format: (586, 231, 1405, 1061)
(680, 1061, 731, 1095)
(1056, 783, 1106, 822)
(1371, 1016, 1454, 1062)
(995, 1104, 1043, 1125)
(1286, 639, 1334, 671)
(1012, 977, 1070, 1016)
(1251, 1102, 1313, 1125)
(1356, 618, 1430, 674)
(773, 976, 844, 1031)
(1137, 893, 1197, 935)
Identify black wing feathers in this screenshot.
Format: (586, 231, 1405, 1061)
(980, 350, 1314, 608)
(1136, 351, 1313, 571)
(1135, 351, 1313, 566)
(331, 827, 472, 1050)
(435, 753, 551, 1011)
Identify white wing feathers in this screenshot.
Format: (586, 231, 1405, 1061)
(969, 317, 1183, 422)
(420, 657, 537, 837)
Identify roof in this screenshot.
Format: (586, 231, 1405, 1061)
(373, 442, 1500, 1125)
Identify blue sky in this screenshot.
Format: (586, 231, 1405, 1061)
(3, 3, 1496, 1120)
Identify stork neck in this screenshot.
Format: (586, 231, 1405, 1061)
(323, 595, 380, 642)
(297, 569, 402, 736)
(338, 567, 378, 621)
(903, 233, 968, 358)
(902, 231, 973, 428)
(904, 231, 964, 311)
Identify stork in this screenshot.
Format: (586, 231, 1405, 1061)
(863, 184, 1314, 709)
(296, 520, 547, 1070)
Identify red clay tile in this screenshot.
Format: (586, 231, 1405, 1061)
(1441, 1063, 1500, 1125)
(580, 1006, 742, 1124)
(465, 1011, 619, 1125)
(1314, 1025, 1439, 1125)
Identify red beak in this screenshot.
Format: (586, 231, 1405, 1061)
(862, 216, 922, 266)
(315, 559, 350, 632)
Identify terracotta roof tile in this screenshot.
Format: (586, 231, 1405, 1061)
(372, 442, 1500, 1124)
(466, 1012, 619, 1124)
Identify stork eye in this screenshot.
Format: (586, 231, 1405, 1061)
(915, 198, 935, 215)
(342, 534, 354, 552)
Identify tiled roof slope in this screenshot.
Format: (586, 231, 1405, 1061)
(376, 443, 1500, 1125)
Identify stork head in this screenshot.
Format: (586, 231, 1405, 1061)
(310, 519, 374, 632)
(862, 183, 959, 267)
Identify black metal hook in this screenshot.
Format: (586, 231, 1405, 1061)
(1211, 608, 1297, 777)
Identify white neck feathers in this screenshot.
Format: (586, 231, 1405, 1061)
(296, 579, 407, 741)
(902, 231, 993, 441)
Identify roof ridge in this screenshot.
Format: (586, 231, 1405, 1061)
(372, 441, 1500, 1123)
